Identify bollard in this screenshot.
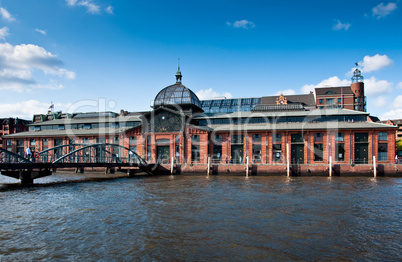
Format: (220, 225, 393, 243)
(329, 156, 332, 177)
(207, 156, 210, 176)
(246, 156, 249, 177)
(171, 157, 174, 175)
(373, 156, 377, 177)
(286, 143, 290, 177)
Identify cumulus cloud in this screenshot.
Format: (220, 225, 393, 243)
(227, 20, 255, 29)
(196, 88, 233, 100)
(65, 0, 100, 14)
(364, 76, 393, 96)
(35, 28, 46, 35)
(274, 89, 296, 96)
(0, 7, 15, 22)
(333, 20, 350, 30)
(357, 54, 393, 73)
(397, 82, 402, 89)
(373, 96, 387, 107)
(380, 109, 402, 120)
(105, 5, 113, 14)
(301, 76, 350, 93)
(0, 100, 62, 119)
(372, 2, 397, 18)
(380, 95, 402, 120)
(0, 42, 75, 92)
(0, 26, 9, 40)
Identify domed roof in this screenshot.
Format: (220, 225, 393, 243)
(153, 83, 202, 108)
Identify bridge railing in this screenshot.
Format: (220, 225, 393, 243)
(0, 148, 32, 164)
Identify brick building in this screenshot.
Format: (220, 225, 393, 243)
(315, 68, 366, 111)
(2, 69, 397, 165)
(0, 118, 30, 148)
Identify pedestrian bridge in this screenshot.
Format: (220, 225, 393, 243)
(0, 143, 157, 184)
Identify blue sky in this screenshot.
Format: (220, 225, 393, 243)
(0, 0, 401, 120)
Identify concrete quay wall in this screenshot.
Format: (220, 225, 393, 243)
(159, 163, 402, 177)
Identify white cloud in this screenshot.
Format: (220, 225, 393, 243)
(66, 0, 79, 6)
(333, 20, 350, 30)
(65, 0, 100, 14)
(78, 1, 100, 14)
(301, 76, 350, 93)
(0, 7, 15, 22)
(364, 76, 393, 96)
(274, 89, 296, 96)
(227, 20, 255, 29)
(358, 54, 393, 73)
(397, 82, 402, 89)
(0, 42, 75, 92)
(372, 2, 397, 18)
(0, 100, 60, 119)
(35, 28, 47, 35)
(196, 88, 233, 100)
(391, 95, 402, 108)
(0, 26, 9, 40)
(373, 96, 387, 107)
(105, 5, 113, 14)
(380, 108, 402, 120)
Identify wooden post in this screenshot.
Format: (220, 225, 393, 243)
(286, 143, 290, 177)
(373, 156, 377, 177)
(246, 156, 249, 177)
(207, 156, 210, 176)
(171, 157, 174, 175)
(329, 156, 332, 177)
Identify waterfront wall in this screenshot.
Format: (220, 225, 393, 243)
(159, 163, 402, 177)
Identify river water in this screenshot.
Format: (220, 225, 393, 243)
(0, 174, 401, 261)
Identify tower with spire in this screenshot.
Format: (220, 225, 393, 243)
(350, 63, 365, 111)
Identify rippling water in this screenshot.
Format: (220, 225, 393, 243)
(0, 174, 401, 261)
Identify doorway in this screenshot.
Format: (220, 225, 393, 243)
(157, 145, 170, 164)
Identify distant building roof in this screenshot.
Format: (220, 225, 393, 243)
(261, 93, 316, 106)
(315, 86, 353, 96)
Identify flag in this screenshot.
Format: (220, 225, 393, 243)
(49, 102, 54, 109)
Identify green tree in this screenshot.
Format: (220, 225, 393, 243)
(396, 139, 402, 152)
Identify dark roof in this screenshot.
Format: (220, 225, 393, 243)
(315, 86, 353, 96)
(261, 93, 316, 106)
(154, 83, 202, 108)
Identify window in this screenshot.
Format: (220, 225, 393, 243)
(213, 135, 222, 144)
(335, 133, 344, 142)
(252, 144, 261, 163)
(84, 124, 91, 129)
(337, 98, 341, 104)
(314, 133, 323, 143)
(34, 126, 41, 131)
(273, 144, 281, 162)
(252, 134, 261, 143)
(314, 144, 323, 161)
(319, 99, 324, 104)
(378, 132, 388, 141)
(43, 139, 48, 146)
(112, 123, 119, 128)
(58, 125, 65, 130)
(129, 136, 137, 145)
(355, 133, 368, 143)
(326, 98, 334, 105)
(192, 135, 200, 143)
(191, 145, 200, 162)
(6, 140, 12, 146)
(30, 139, 35, 146)
(83, 138, 90, 144)
(336, 143, 345, 162)
(378, 143, 388, 161)
(273, 134, 282, 143)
